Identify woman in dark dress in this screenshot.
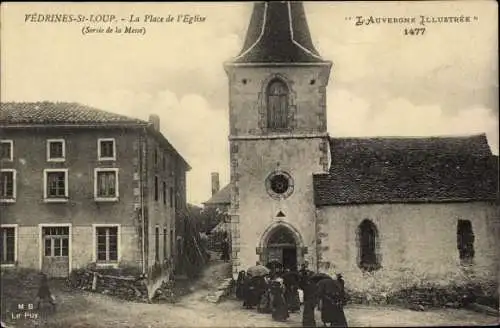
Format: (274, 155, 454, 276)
(236, 271, 246, 300)
(245, 275, 262, 309)
(257, 275, 272, 313)
(282, 269, 301, 313)
(317, 278, 348, 327)
(300, 273, 318, 328)
(253, 275, 267, 310)
(242, 273, 252, 308)
(270, 279, 289, 322)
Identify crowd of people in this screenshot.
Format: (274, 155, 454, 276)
(235, 262, 348, 327)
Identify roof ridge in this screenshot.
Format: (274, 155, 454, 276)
(0, 101, 149, 125)
(330, 133, 487, 140)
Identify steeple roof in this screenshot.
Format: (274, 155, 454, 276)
(233, 1, 326, 63)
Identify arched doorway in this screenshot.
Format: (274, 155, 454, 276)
(259, 222, 304, 271)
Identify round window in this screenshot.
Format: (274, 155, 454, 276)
(266, 171, 294, 200)
(270, 174, 289, 194)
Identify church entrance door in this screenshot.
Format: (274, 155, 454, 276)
(282, 247, 297, 270)
(265, 226, 298, 271)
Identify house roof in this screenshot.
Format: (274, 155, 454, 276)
(232, 1, 326, 64)
(204, 184, 231, 206)
(314, 134, 499, 206)
(0, 102, 148, 127)
(1, 101, 191, 170)
(148, 128, 191, 171)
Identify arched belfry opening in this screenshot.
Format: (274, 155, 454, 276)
(258, 222, 304, 271)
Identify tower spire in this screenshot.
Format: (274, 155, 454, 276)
(234, 1, 325, 63)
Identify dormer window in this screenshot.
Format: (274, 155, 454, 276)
(47, 139, 65, 162)
(98, 138, 116, 161)
(266, 79, 289, 130)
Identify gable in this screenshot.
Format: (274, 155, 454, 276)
(204, 184, 231, 206)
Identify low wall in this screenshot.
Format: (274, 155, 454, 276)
(69, 268, 149, 302)
(68, 261, 174, 302)
(341, 266, 498, 309)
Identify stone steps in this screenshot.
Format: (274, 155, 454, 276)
(205, 278, 234, 303)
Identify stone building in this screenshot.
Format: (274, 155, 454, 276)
(0, 102, 190, 291)
(204, 172, 231, 231)
(204, 172, 231, 215)
(203, 173, 231, 251)
(223, 1, 499, 294)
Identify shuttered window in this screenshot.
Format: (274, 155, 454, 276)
(267, 80, 289, 130)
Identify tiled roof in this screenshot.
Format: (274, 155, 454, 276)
(0, 102, 148, 126)
(314, 134, 498, 205)
(204, 184, 231, 205)
(328, 134, 493, 157)
(233, 2, 326, 63)
(1, 101, 191, 170)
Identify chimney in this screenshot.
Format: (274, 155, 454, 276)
(149, 114, 160, 131)
(211, 172, 220, 196)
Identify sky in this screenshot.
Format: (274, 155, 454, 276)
(1, 1, 498, 205)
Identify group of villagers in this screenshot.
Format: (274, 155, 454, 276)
(235, 261, 348, 327)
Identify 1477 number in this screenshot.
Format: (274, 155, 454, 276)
(404, 28, 426, 36)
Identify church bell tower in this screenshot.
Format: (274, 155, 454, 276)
(224, 1, 332, 276)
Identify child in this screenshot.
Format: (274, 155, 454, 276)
(35, 273, 56, 310)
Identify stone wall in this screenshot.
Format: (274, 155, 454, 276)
(10, 224, 142, 274)
(317, 201, 499, 297)
(144, 135, 178, 272)
(230, 138, 326, 275)
(225, 65, 331, 137)
(0, 128, 140, 227)
(69, 266, 149, 302)
(68, 263, 174, 302)
(225, 63, 331, 278)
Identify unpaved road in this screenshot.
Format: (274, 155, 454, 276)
(4, 261, 498, 327)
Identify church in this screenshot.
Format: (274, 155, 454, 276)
(215, 1, 499, 295)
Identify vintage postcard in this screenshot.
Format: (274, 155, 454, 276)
(0, 1, 498, 327)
